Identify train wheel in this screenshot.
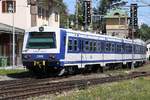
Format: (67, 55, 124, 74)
(92, 65, 99, 73)
(98, 66, 104, 73)
(66, 66, 75, 75)
(122, 64, 127, 69)
(127, 62, 133, 69)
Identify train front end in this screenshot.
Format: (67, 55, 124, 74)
(22, 26, 63, 74)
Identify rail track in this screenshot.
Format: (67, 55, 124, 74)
(0, 71, 150, 100)
(0, 75, 70, 91)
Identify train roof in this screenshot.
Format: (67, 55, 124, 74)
(61, 28, 145, 45)
(26, 26, 145, 45)
(26, 26, 59, 33)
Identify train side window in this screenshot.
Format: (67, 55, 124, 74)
(141, 46, 143, 54)
(121, 44, 124, 53)
(93, 41, 97, 52)
(101, 41, 105, 52)
(116, 44, 122, 53)
(81, 40, 84, 52)
(141, 47, 142, 54)
(140, 46, 142, 54)
(143, 46, 146, 54)
(143, 47, 145, 54)
(125, 44, 129, 53)
(98, 41, 101, 52)
(139, 46, 141, 53)
(124, 44, 126, 53)
(134, 45, 139, 53)
(135, 45, 139, 53)
(112, 43, 115, 53)
(128, 45, 132, 53)
(106, 42, 111, 52)
(123, 44, 126, 53)
(84, 40, 89, 52)
(90, 41, 93, 52)
(134, 45, 137, 53)
(74, 39, 78, 51)
(105, 42, 108, 52)
(68, 39, 73, 51)
(109, 43, 112, 52)
(138, 46, 140, 53)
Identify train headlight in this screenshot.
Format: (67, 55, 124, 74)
(28, 55, 31, 58)
(23, 54, 31, 59)
(39, 26, 44, 32)
(49, 54, 55, 60)
(23, 55, 28, 59)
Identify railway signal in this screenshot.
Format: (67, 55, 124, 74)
(130, 3, 138, 70)
(83, 0, 91, 30)
(86, 0, 91, 24)
(130, 3, 138, 29)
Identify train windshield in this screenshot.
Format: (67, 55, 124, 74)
(26, 32, 56, 49)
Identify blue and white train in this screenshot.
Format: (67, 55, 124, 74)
(22, 26, 146, 75)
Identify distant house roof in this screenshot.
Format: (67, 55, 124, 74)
(105, 8, 128, 18)
(0, 23, 25, 34)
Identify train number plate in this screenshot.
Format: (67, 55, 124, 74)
(34, 61, 45, 66)
(36, 55, 44, 58)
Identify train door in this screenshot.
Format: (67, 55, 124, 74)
(80, 39, 91, 68)
(101, 40, 105, 66)
(79, 38, 83, 68)
(65, 33, 83, 68)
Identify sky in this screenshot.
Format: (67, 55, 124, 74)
(63, 0, 150, 26)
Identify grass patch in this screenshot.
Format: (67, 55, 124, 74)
(0, 69, 27, 75)
(55, 77, 150, 100)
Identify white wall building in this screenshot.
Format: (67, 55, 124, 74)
(0, 0, 59, 30)
(0, 0, 60, 66)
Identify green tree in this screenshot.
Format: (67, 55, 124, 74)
(137, 24, 150, 41)
(98, 0, 127, 14)
(68, 14, 75, 29)
(59, 3, 68, 28)
(77, 1, 84, 30)
(68, 1, 84, 30)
